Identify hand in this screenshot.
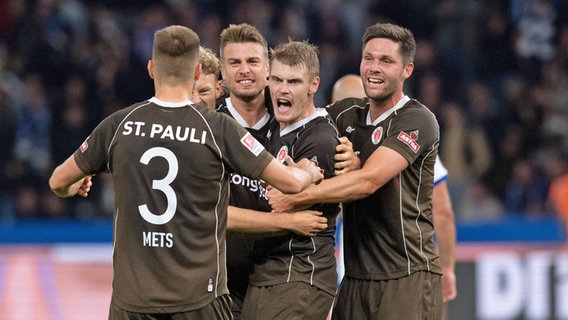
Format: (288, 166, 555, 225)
(267, 185, 294, 213)
(74, 176, 93, 198)
(286, 156, 323, 185)
(334, 136, 360, 175)
(442, 268, 457, 303)
(286, 210, 328, 236)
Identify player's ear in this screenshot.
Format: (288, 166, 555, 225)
(147, 60, 154, 79)
(308, 75, 320, 96)
(194, 63, 202, 81)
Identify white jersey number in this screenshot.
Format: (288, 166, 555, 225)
(138, 147, 178, 225)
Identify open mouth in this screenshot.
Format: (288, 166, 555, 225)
(277, 98, 292, 110)
(368, 77, 384, 84)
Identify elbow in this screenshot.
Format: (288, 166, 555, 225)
(360, 180, 378, 197)
(281, 182, 304, 195)
(48, 175, 68, 198)
(48, 175, 60, 192)
(349, 180, 377, 200)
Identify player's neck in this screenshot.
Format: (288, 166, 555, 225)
(230, 94, 267, 127)
(154, 83, 193, 103)
(368, 91, 403, 122)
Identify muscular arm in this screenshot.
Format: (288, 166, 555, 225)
(432, 180, 457, 302)
(269, 146, 407, 211)
(259, 156, 322, 195)
(49, 155, 93, 198)
(227, 206, 328, 237)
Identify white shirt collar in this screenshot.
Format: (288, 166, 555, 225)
(149, 97, 194, 108)
(280, 108, 327, 136)
(366, 95, 411, 126)
(225, 97, 270, 129)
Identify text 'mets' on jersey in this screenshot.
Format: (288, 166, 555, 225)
(249, 109, 341, 296)
(326, 96, 441, 280)
(73, 98, 272, 313)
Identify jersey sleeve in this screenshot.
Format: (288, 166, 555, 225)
(73, 110, 126, 175)
(434, 155, 448, 185)
(381, 105, 439, 165)
(213, 113, 273, 179)
(325, 97, 366, 124)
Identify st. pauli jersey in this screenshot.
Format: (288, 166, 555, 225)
(74, 98, 272, 313)
(325, 96, 442, 280)
(249, 109, 341, 296)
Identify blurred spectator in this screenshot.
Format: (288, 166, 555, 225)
(512, 0, 558, 84)
(13, 73, 52, 179)
(505, 158, 549, 216)
(0, 0, 566, 222)
(548, 155, 568, 230)
(483, 124, 525, 202)
(459, 179, 504, 222)
(439, 100, 493, 211)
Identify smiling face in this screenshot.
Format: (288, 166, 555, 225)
(192, 72, 221, 109)
(360, 37, 413, 105)
(269, 59, 319, 129)
(220, 42, 269, 102)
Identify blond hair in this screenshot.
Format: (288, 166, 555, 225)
(270, 39, 319, 80)
(219, 23, 268, 62)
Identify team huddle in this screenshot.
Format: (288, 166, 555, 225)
(49, 21, 456, 320)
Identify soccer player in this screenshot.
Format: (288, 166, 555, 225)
(192, 46, 223, 109)
(238, 40, 341, 320)
(48, 25, 323, 320)
(331, 74, 457, 304)
(268, 23, 443, 319)
(216, 23, 328, 319)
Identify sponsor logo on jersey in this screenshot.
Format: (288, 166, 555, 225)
(241, 132, 265, 156)
(397, 130, 420, 153)
(345, 126, 355, 133)
(80, 138, 89, 153)
(371, 126, 383, 145)
(277, 146, 288, 163)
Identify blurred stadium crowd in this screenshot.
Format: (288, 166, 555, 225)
(0, 0, 567, 224)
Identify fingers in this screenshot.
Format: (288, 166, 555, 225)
(77, 176, 93, 197)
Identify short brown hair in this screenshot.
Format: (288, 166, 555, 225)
(219, 23, 268, 62)
(270, 40, 319, 80)
(152, 25, 200, 84)
(199, 46, 220, 78)
(363, 23, 416, 65)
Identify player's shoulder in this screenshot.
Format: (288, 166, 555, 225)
(328, 97, 367, 111)
(401, 99, 434, 116)
(300, 113, 340, 142)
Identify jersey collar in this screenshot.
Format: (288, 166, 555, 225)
(225, 97, 270, 130)
(279, 108, 327, 136)
(366, 95, 410, 126)
(149, 97, 194, 108)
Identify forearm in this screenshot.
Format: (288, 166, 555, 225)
(291, 171, 377, 206)
(49, 155, 90, 198)
(51, 180, 81, 198)
(228, 206, 291, 233)
(435, 217, 456, 271)
(260, 158, 321, 195)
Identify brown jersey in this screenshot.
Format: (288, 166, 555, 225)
(326, 96, 441, 280)
(249, 109, 340, 296)
(73, 98, 273, 313)
(216, 97, 274, 304)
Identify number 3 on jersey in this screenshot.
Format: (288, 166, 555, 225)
(138, 147, 178, 225)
